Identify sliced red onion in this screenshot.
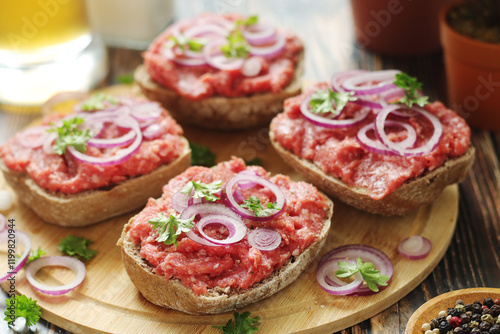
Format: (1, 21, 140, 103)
(330, 70, 367, 93)
(225, 174, 285, 221)
(197, 214, 247, 245)
(241, 57, 262, 77)
(300, 96, 371, 128)
(247, 227, 281, 251)
(341, 70, 400, 96)
(42, 132, 58, 155)
(316, 257, 363, 295)
(235, 170, 260, 190)
(249, 33, 285, 59)
(162, 45, 207, 67)
(142, 123, 162, 140)
(87, 125, 136, 148)
(242, 23, 276, 45)
(25, 256, 86, 295)
(398, 235, 432, 260)
(129, 102, 162, 121)
(0, 230, 32, 283)
(375, 104, 443, 157)
(357, 120, 417, 156)
(319, 244, 393, 296)
(17, 126, 50, 149)
(183, 24, 228, 38)
(203, 38, 244, 71)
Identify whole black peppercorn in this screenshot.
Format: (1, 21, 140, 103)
(461, 323, 471, 333)
(454, 327, 465, 333)
(479, 321, 491, 331)
(473, 302, 483, 314)
(466, 304, 473, 312)
(431, 318, 439, 329)
(472, 314, 482, 322)
(440, 320, 453, 332)
(483, 298, 494, 308)
(450, 308, 463, 317)
(461, 313, 471, 324)
(490, 324, 500, 334)
(470, 329, 480, 334)
(490, 305, 500, 317)
(437, 316, 447, 323)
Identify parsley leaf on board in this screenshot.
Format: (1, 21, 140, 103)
(335, 257, 389, 292)
(189, 141, 216, 167)
(221, 29, 250, 58)
(213, 311, 261, 334)
(58, 235, 97, 262)
(148, 212, 195, 246)
(4, 295, 42, 328)
(241, 196, 281, 217)
(80, 92, 119, 111)
(181, 180, 222, 202)
(393, 72, 429, 107)
(26, 247, 46, 265)
(309, 89, 356, 116)
(47, 116, 92, 155)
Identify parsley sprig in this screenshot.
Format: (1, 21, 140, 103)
(213, 311, 261, 334)
(309, 88, 357, 116)
(168, 35, 205, 52)
(48, 116, 91, 155)
(181, 180, 222, 202)
(235, 15, 258, 27)
(80, 92, 119, 111)
(148, 212, 195, 246)
(27, 247, 46, 265)
(189, 141, 216, 167)
(4, 295, 42, 328)
(335, 258, 389, 292)
(221, 30, 250, 58)
(241, 196, 281, 217)
(58, 235, 97, 262)
(393, 72, 429, 107)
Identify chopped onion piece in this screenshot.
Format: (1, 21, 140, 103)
(341, 69, 400, 96)
(247, 227, 281, 251)
(0, 230, 31, 283)
(398, 235, 432, 260)
(25, 256, 86, 295)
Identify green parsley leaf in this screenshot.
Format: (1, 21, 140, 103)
(58, 235, 97, 262)
(309, 88, 356, 116)
(335, 257, 389, 292)
(168, 35, 205, 52)
(26, 247, 46, 265)
(47, 116, 92, 155)
(213, 311, 261, 334)
(181, 180, 222, 202)
(244, 157, 262, 166)
(148, 212, 195, 246)
(80, 92, 119, 111)
(189, 141, 216, 167)
(235, 15, 259, 27)
(117, 73, 134, 84)
(4, 295, 41, 328)
(241, 196, 281, 217)
(221, 30, 250, 58)
(393, 72, 429, 107)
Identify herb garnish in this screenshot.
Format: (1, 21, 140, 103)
(80, 92, 119, 111)
(27, 247, 46, 265)
(335, 258, 389, 292)
(189, 141, 216, 167)
(309, 88, 356, 116)
(4, 295, 42, 328)
(244, 157, 262, 166)
(58, 235, 97, 262)
(235, 15, 258, 27)
(148, 212, 195, 246)
(241, 196, 281, 217)
(117, 73, 134, 84)
(47, 116, 91, 155)
(221, 29, 250, 58)
(181, 180, 222, 202)
(213, 311, 261, 334)
(393, 72, 429, 107)
(168, 35, 205, 52)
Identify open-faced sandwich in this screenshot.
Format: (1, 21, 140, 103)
(270, 70, 475, 216)
(117, 158, 333, 314)
(0, 93, 191, 226)
(135, 13, 304, 130)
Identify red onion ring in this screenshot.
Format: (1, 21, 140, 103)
(319, 244, 393, 296)
(242, 23, 276, 45)
(375, 104, 443, 157)
(25, 256, 86, 295)
(249, 33, 285, 59)
(0, 230, 32, 283)
(330, 70, 367, 93)
(225, 174, 285, 221)
(184, 24, 228, 38)
(17, 126, 50, 149)
(128, 102, 162, 121)
(397, 235, 432, 260)
(197, 214, 247, 245)
(203, 38, 244, 71)
(86, 115, 137, 149)
(341, 70, 400, 96)
(247, 227, 281, 251)
(300, 95, 371, 128)
(356, 120, 417, 156)
(316, 257, 364, 295)
(142, 123, 162, 140)
(241, 57, 263, 77)
(162, 45, 207, 67)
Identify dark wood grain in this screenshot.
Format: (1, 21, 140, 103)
(1, 0, 499, 333)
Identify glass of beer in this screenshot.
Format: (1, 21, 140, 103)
(0, 0, 107, 109)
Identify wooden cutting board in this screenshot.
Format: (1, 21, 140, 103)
(0, 86, 460, 333)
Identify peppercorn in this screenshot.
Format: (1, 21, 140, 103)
(438, 316, 448, 323)
(440, 320, 453, 332)
(494, 299, 500, 306)
(450, 316, 462, 328)
(470, 321, 480, 329)
(422, 323, 432, 332)
(457, 300, 465, 306)
(482, 307, 491, 315)
(496, 316, 500, 324)
(453, 327, 465, 333)
(479, 321, 491, 331)
(473, 302, 484, 314)
(451, 308, 464, 317)
(461, 313, 472, 324)
(470, 329, 480, 334)
(461, 323, 471, 333)
(431, 319, 440, 329)
(466, 304, 473, 312)
(456, 305, 467, 314)
(490, 324, 500, 334)
(484, 298, 494, 308)
(490, 305, 500, 317)
(473, 314, 483, 322)
(481, 314, 494, 324)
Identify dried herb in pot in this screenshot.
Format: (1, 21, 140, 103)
(447, 0, 500, 43)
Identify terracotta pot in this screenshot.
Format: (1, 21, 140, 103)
(350, 0, 454, 56)
(439, 2, 500, 131)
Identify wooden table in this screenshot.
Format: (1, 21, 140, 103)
(1, 1, 499, 333)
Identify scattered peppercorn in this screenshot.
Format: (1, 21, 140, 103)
(490, 324, 500, 334)
(470, 329, 480, 334)
(450, 316, 462, 328)
(484, 298, 495, 308)
(481, 314, 494, 324)
(461, 313, 471, 324)
(473, 302, 483, 314)
(454, 327, 465, 333)
(472, 314, 482, 322)
(470, 321, 480, 329)
(440, 320, 453, 332)
(490, 305, 500, 317)
(479, 321, 491, 331)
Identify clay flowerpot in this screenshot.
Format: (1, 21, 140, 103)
(350, 0, 455, 56)
(440, 2, 500, 131)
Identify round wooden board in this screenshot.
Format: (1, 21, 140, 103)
(405, 288, 500, 333)
(0, 85, 460, 333)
